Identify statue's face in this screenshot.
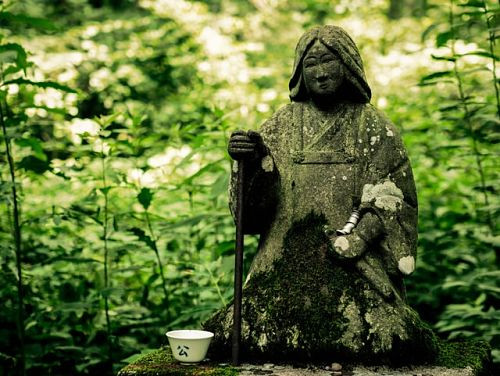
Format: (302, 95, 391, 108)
(302, 41, 344, 100)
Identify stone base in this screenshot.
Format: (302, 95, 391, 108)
(117, 340, 492, 376)
(238, 363, 474, 376)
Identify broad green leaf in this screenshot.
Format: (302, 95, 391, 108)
(14, 137, 47, 161)
(137, 187, 153, 210)
(129, 227, 156, 251)
(210, 173, 228, 197)
(460, 50, 498, 60)
(419, 71, 453, 84)
(431, 54, 456, 62)
(113, 215, 119, 231)
(99, 187, 111, 195)
(95, 112, 121, 128)
(421, 23, 441, 42)
(457, 0, 485, 8)
(0, 43, 27, 73)
(0, 11, 58, 30)
(17, 155, 51, 174)
(436, 31, 454, 47)
(1, 78, 77, 93)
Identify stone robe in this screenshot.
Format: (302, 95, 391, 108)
(204, 100, 437, 363)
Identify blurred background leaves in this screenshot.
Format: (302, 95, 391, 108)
(0, 0, 498, 375)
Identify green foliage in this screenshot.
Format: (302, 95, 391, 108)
(0, 0, 498, 375)
(404, 0, 499, 365)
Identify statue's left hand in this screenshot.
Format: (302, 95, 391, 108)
(330, 232, 367, 259)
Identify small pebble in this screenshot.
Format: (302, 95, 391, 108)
(263, 363, 274, 369)
(332, 372, 342, 376)
(331, 363, 342, 371)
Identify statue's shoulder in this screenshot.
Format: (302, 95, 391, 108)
(360, 103, 401, 138)
(260, 103, 293, 133)
(358, 104, 409, 164)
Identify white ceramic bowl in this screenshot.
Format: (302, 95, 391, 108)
(166, 330, 214, 363)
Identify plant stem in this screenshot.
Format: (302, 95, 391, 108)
(100, 146, 113, 371)
(0, 101, 26, 376)
(449, 0, 493, 231)
(481, 0, 500, 118)
(144, 209, 169, 314)
(0, 100, 25, 376)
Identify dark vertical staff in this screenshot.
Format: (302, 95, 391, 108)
(232, 161, 245, 366)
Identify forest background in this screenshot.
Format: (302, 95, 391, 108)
(0, 0, 498, 375)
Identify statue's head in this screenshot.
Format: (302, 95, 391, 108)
(289, 25, 371, 104)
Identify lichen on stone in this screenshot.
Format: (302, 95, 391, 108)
(261, 155, 274, 172)
(397, 255, 415, 275)
(334, 236, 349, 252)
(361, 180, 404, 211)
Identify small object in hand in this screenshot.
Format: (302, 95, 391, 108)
(331, 362, 342, 371)
(336, 210, 360, 235)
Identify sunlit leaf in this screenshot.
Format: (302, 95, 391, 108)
(1, 78, 76, 93)
(95, 112, 121, 128)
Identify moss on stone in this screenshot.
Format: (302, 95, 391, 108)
(118, 347, 238, 376)
(435, 339, 492, 376)
(205, 213, 439, 365)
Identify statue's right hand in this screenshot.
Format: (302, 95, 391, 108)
(228, 130, 264, 161)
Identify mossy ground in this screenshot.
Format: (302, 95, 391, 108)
(117, 346, 237, 376)
(435, 339, 492, 376)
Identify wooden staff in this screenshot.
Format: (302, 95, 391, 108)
(232, 160, 245, 366)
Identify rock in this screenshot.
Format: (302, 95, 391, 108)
(331, 363, 342, 371)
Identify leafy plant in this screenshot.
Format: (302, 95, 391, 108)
(408, 0, 499, 362)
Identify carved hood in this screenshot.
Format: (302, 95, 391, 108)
(289, 25, 372, 103)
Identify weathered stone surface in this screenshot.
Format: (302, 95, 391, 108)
(206, 25, 433, 363)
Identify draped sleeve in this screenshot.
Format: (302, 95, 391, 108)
(355, 104, 418, 277)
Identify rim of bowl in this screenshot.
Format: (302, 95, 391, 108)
(166, 330, 214, 340)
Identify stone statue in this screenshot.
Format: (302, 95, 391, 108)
(204, 25, 437, 364)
